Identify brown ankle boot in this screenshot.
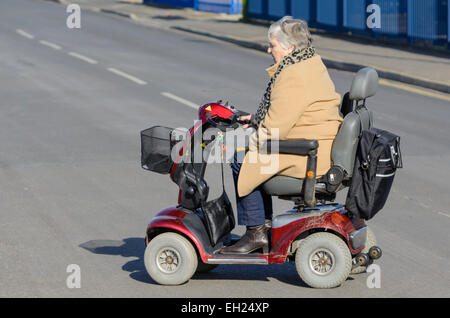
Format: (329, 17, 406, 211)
(220, 225, 268, 254)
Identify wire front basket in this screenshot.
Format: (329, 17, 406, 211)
(140, 126, 178, 174)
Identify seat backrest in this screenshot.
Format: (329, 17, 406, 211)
(332, 107, 372, 177)
(349, 67, 379, 101)
(331, 67, 378, 177)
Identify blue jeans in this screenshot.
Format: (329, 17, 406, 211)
(231, 151, 273, 226)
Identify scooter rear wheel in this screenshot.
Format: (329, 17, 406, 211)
(144, 232, 198, 285)
(295, 232, 352, 289)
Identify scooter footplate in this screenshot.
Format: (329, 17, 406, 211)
(206, 254, 269, 264)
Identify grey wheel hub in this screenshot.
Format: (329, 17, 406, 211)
(309, 248, 335, 275)
(156, 248, 181, 274)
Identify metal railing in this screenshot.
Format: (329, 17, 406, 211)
(247, 0, 449, 50)
(143, 0, 242, 14)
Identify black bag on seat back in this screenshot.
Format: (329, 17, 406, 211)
(345, 127, 403, 220)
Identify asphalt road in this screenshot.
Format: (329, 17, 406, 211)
(0, 0, 449, 298)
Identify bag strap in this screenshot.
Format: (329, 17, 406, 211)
(355, 105, 372, 135)
(218, 133, 226, 193)
(390, 137, 403, 169)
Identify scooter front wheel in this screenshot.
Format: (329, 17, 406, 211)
(144, 232, 198, 285)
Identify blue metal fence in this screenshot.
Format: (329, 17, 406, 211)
(372, 0, 406, 35)
(317, 0, 339, 27)
(291, 0, 311, 21)
(343, 0, 366, 30)
(247, 0, 449, 50)
(144, 0, 242, 14)
(145, 0, 194, 8)
(407, 0, 447, 45)
(198, 0, 242, 14)
(267, 0, 288, 19)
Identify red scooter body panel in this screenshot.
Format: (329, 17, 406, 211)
(269, 210, 363, 264)
(145, 206, 210, 263)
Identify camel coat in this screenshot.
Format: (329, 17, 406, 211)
(237, 55, 343, 197)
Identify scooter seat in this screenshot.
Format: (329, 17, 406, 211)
(263, 176, 310, 195)
(262, 175, 303, 196)
(262, 175, 328, 196)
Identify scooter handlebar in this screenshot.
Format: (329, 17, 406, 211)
(207, 109, 255, 131)
(236, 119, 252, 125)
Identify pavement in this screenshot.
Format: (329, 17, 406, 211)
(51, 0, 450, 94)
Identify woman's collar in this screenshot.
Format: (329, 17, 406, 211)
(265, 47, 317, 78)
(265, 60, 282, 78)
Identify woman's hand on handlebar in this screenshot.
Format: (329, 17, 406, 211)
(239, 114, 253, 129)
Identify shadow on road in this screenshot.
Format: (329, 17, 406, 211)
(79, 238, 353, 288)
(192, 262, 311, 288)
(79, 238, 155, 284)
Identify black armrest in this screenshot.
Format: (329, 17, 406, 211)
(263, 139, 318, 156)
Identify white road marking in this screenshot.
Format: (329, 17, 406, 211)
(68, 51, 98, 64)
(39, 40, 62, 50)
(107, 67, 147, 85)
(161, 92, 199, 109)
(16, 29, 34, 39)
(437, 211, 450, 218)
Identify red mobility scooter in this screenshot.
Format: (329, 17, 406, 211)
(141, 68, 387, 288)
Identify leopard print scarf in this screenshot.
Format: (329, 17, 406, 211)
(254, 46, 316, 127)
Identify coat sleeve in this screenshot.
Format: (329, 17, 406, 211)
(258, 67, 309, 141)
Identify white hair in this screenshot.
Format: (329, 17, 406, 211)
(268, 16, 313, 51)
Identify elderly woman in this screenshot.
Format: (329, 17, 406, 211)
(221, 16, 343, 254)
